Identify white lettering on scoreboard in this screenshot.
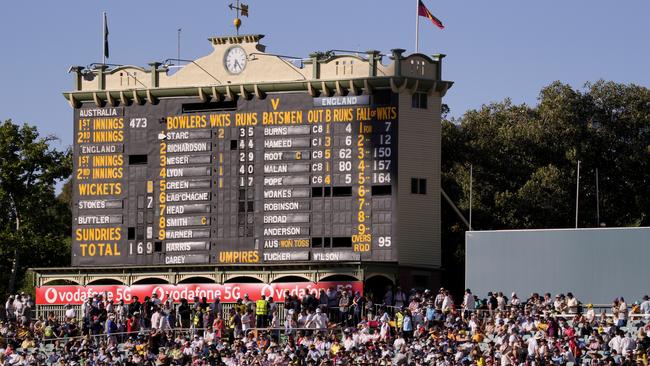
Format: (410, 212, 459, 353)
(165, 167, 210, 178)
(165, 241, 210, 252)
(263, 214, 310, 224)
(263, 176, 310, 186)
(263, 151, 309, 161)
(263, 202, 307, 211)
(263, 126, 310, 136)
(263, 137, 310, 149)
(165, 180, 211, 190)
(263, 226, 309, 236)
(166, 142, 211, 153)
(166, 191, 210, 202)
(78, 199, 123, 210)
(263, 163, 310, 174)
(263, 251, 309, 261)
(166, 155, 211, 165)
(80, 144, 123, 154)
(166, 204, 211, 215)
(76, 215, 123, 225)
(164, 254, 210, 265)
(165, 216, 209, 227)
(263, 188, 310, 199)
(165, 229, 210, 239)
(312, 251, 361, 261)
(164, 130, 211, 140)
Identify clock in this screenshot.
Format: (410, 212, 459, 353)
(224, 46, 247, 74)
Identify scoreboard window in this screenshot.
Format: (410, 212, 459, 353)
(411, 178, 427, 195)
(411, 92, 428, 109)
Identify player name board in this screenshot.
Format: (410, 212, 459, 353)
(71, 92, 397, 266)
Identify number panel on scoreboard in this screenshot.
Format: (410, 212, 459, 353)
(71, 92, 398, 266)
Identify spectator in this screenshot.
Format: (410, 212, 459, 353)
(462, 288, 475, 320)
(4, 288, 650, 366)
(641, 295, 650, 319)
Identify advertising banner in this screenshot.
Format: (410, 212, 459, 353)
(36, 281, 363, 305)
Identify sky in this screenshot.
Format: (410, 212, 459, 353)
(1, 0, 649, 150)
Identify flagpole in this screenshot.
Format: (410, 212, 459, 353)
(575, 160, 580, 228)
(102, 11, 106, 65)
(415, 0, 420, 52)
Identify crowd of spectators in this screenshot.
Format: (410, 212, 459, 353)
(1, 287, 650, 365)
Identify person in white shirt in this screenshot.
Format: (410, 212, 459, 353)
(312, 308, 328, 331)
(115, 300, 127, 323)
(563, 346, 576, 364)
(462, 289, 475, 320)
(297, 309, 309, 329)
(620, 333, 636, 354)
(5, 296, 15, 320)
(342, 334, 356, 351)
(641, 295, 650, 320)
(566, 292, 578, 314)
(618, 297, 628, 326)
(285, 309, 296, 336)
(64, 304, 76, 320)
(13, 295, 24, 319)
(379, 319, 391, 341)
(510, 293, 520, 307)
(204, 328, 215, 343)
(527, 332, 540, 357)
(441, 293, 453, 313)
(150, 308, 162, 330)
(241, 311, 251, 333)
(434, 289, 446, 310)
(496, 292, 506, 311)
(585, 303, 596, 323)
(379, 309, 390, 323)
(393, 334, 405, 350)
(553, 295, 566, 313)
(158, 310, 171, 331)
(304, 309, 316, 329)
(608, 330, 624, 355)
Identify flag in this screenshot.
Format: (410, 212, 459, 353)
(418, 0, 445, 29)
(103, 12, 109, 59)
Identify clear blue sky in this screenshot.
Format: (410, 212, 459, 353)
(1, 0, 649, 149)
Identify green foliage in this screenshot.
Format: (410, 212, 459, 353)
(441, 80, 650, 292)
(0, 120, 72, 298)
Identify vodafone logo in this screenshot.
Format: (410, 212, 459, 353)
(151, 286, 165, 299)
(44, 288, 58, 304)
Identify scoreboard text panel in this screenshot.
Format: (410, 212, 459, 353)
(72, 92, 398, 266)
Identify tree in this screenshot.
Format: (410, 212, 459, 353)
(441, 81, 650, 295)
(0, 120, 72, 296)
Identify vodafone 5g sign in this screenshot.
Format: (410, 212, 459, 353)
(36, 282, 363, 305)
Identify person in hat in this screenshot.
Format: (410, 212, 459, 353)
(105, 313, 118, 346)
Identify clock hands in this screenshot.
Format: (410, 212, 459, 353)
(226, 47, 246, 73)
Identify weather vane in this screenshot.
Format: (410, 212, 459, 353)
(229, 0, 249, 35)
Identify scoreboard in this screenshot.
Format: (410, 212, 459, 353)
(72, 92, 399, 266)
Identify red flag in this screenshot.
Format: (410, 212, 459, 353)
(418, 0, 445, 29)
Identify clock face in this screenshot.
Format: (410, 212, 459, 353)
(224, 46, 247, 74)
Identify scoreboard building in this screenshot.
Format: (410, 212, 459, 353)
(34, 34, 452, 308)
